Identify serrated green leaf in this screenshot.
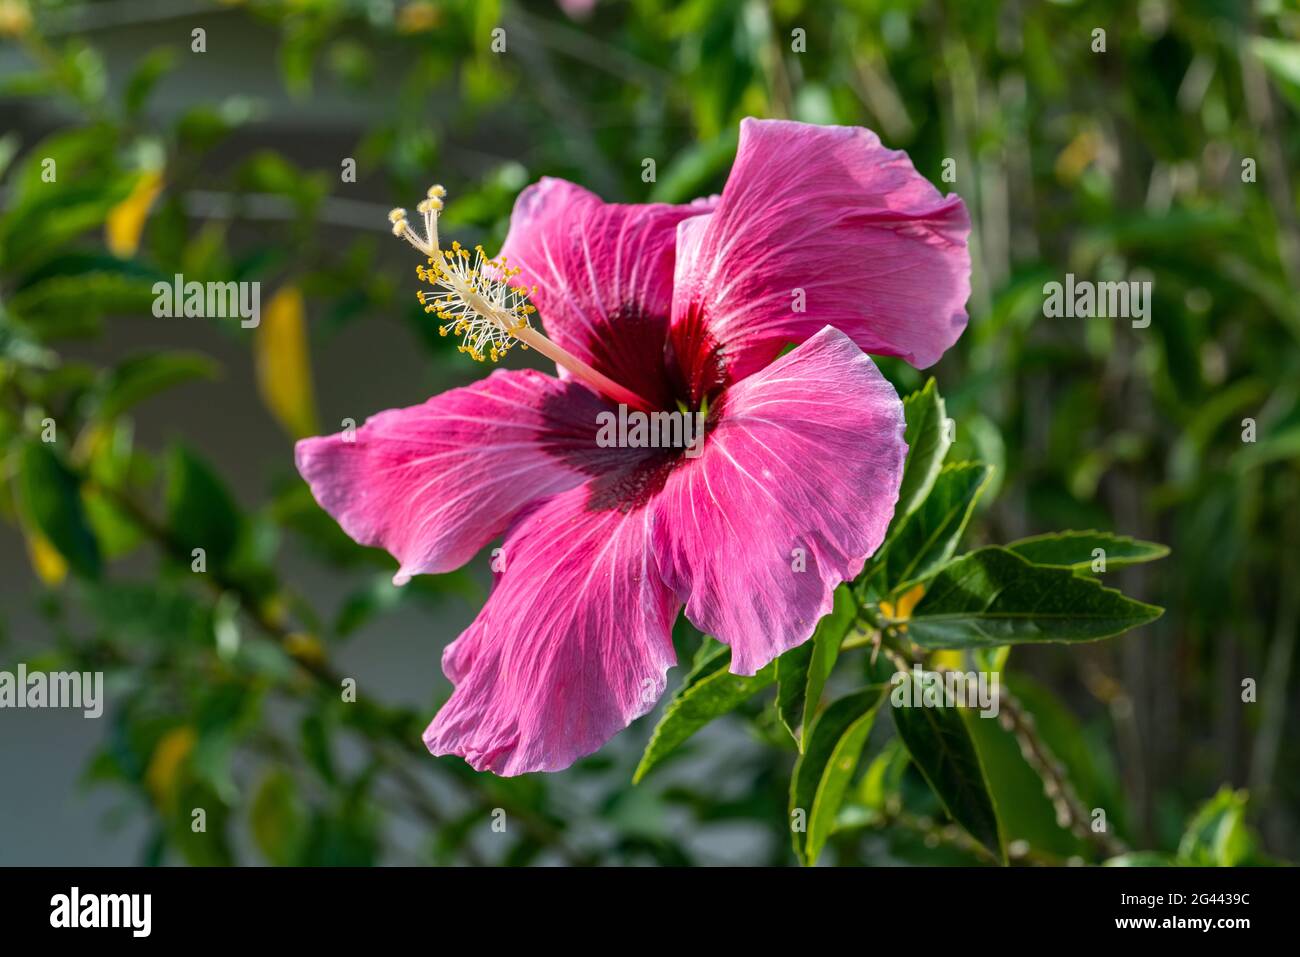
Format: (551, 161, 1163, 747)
(894, 378, 951, 521)
(633, 649, 774, 783)
(17, 442, 101, 579)
(902, 547, 1163, 649)
(1005, 530, 1169, 572)
(890, 671, 1003, 861)
(874, 462, 991, 588)
(790, 685, 886, 865)
(776, 585, 856, 749)
(682, 636, 731, 689)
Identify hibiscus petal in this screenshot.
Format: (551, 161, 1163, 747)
(651, 326, 906, 675)
(425, 478, 679, 775)
(669, 118, 971, 403)
(295, 368, 626, 584)
(499, 177, 712, 410)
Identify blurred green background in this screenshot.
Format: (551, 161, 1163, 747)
(1, 0, 1297, 865)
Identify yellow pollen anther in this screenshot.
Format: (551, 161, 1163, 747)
(386, 182, 655, 411)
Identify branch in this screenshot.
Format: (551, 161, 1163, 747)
(997, 686, 1127, 859)
(87, 473, 593, 864)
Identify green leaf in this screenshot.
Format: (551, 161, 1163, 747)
(17, 442, 101, 579)
(9, 254, 162, 339)
(97, 351, 220, 421)
(963, 684, 1088, 859)
(648, 126, 739, 204)
(1177, 787, 1255, 867)
(790, 685, 887, 865)
(874, 462, 991, 588)
(901, 547, 1163, 650)
(125, 48, 177, 116)
(250, 769, 307, 866)
(1005, 530, 1169, 572)
(682, 636, 730, 688)
(1010, 676, 1116, 813)
(634, 647, 775, 783)
(1104, 852, 1176, 866)
(171, 781, 233, 866)
(279, 26, 322, 99)
(335, 583, 402, 638)
(80, 419, 144, 559)
(893, 378, 952, 522)
(3, 179, 137, 277)
(81, 580, 210, 645)
(1234, 424, 1300, 471)
(6, 126, 115, 203)
(973, 646, 1010, 673)
(890, 671, 1003, 861)
(776, 586, 856, 749)
(1252, 38, 1300, 112)
(300, 713, 337, 785)
(0, 306, 56, 368)
(0, 131, 19, 180)
(165, 445, 242, 571)
(856, 736, 910, 812)
(967, 672, 1123, 860)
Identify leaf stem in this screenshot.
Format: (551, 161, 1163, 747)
(997, 686, 1127, 859)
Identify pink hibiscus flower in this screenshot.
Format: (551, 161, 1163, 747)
(296, 119, 970, 775)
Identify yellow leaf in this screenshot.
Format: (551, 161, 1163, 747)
(1054, 129, 1099, 183)
(930, 649, 964, 671)
(284, 631, 325, 667)
(0, 1, 33, 39)
(397, 1, 441, 33)
(881, 583, 926, 634)
(22, 522, 67, 586)
(895, 583, 925, 620)
(255, 285, 319, 439)
(105, 170, 164, 257)
(73, 421, 107, 464)
(146, 726, 197, 810)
